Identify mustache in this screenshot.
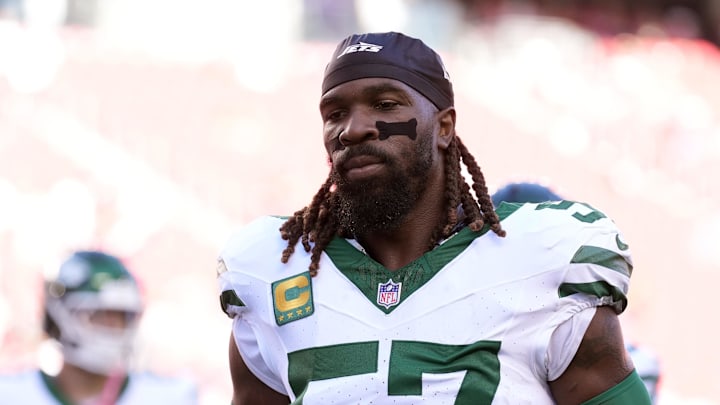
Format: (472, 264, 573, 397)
(333, 144, 391, 170)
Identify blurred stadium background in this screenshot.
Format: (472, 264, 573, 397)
(0, 0, 719, 404)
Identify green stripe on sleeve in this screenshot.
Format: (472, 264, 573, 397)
(558, 281, 627, 312)
(571, 246, 632, 277)
(220, 290, 246, 317)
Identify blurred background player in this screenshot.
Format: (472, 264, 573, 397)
(0, 250, 198, 405)
(491, 181, 662, 404)
(491, 181, 563, 206)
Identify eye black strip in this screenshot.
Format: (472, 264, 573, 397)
(376, 118, 417, 140)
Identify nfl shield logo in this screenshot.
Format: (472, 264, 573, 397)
(377, 280, 402, 309)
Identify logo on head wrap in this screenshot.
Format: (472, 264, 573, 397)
(322, 32, 454, 110)
(338, 41, 383, 58)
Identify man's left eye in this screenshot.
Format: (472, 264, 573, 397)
(376, 101, 398, 110)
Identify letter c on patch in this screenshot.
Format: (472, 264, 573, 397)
(274, 275, 310, 312)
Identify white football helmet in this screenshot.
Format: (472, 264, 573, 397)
(43, 251, 144, 375)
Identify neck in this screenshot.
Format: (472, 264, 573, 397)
(356, 221, 433, 271)
(54, 364, 125, 404)
(357, 176, 446, 271)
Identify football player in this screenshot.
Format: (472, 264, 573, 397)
(0, 250, 198, 404)
(491, 181, 563, 206)
(217, 32, 652, 404)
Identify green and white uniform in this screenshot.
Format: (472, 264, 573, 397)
(0, 370, 198, 405)
(218, 201, 633, 404)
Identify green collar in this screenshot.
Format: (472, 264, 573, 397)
(323, 204, 519, 313)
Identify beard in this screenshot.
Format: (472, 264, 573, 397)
(331, 134, 434, 236)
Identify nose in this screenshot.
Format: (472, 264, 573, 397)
(338, 110, 379, 147)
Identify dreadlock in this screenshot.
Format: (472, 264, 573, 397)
(279, 135, 506, 276)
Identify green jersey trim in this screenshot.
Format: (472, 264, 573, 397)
(580, 370, 652, 405)
(323, 204, 519, 314)
(494, 201, 523, 219)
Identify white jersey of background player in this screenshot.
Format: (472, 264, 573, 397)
(218, 201, 635, 404)
(0, 250, 198, 405)
(0, 369, 196, 405)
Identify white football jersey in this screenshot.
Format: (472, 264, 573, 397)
(0, 369, 198, 405)
(217, 201, 633, 404)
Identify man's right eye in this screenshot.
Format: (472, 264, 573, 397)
(325, 110, 346, 121)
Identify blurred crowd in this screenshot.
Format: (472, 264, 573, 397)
(1, 1, 719, 404)
(459, 0, 720, 43)
(1, 0, 719, 47)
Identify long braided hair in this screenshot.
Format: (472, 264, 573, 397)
(279, 135, 506, 276)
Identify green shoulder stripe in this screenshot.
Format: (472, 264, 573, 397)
(571, 246, 632, 277)
(494, 201, 523, 220)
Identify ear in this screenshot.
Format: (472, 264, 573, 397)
(436, 107, 456, 150)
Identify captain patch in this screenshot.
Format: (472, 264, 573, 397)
(272, 272, 314, 326)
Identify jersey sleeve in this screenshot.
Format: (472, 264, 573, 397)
(545, 306, 596, 381)
(215, 215, 290, 395)
(231, 316, 287, 394)
(216, 216, 283, 319)
(541, 201, 634, 381)
(557, 202, 633, 315)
